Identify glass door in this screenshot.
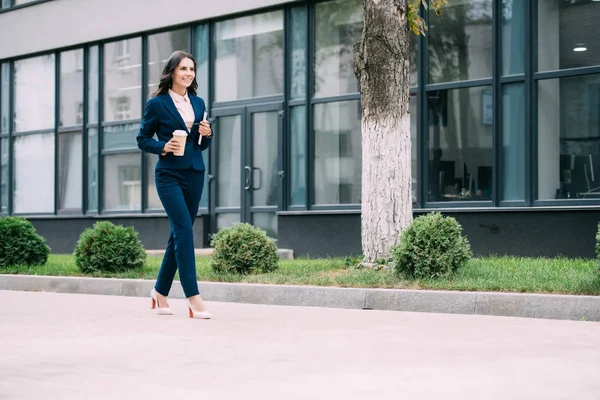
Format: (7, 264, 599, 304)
(210, 102, 283, 238)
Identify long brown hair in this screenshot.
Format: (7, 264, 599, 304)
(151, 50, 198, 97)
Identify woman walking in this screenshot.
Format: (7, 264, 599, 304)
(136, 50, 212, 319)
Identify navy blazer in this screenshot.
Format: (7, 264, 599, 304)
(136, 93, 212, 171)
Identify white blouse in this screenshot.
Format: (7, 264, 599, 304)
(168, 89, 195, 130)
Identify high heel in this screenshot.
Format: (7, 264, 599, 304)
(186, 298, 211, 319)
(151, 288, 173, 315)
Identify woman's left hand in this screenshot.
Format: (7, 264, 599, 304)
(199, 121, 212, 137)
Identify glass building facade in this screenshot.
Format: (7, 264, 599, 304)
(1, 0, 600, 257)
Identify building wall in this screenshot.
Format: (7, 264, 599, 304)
(0, 0, 293, 59)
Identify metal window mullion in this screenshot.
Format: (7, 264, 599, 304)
(141, 34, 148, 213)
(417, 1, 428, 208)
(54, 52, 60, 214)
(7, 61, 13, 215)
(82, 46, 89, 213)
(307, 1, 314, 209)
(98, 43, 104, 213)
(492, 0, 501, 206)
(525, 0, 535, 205)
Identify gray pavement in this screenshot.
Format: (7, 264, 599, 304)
(0, 291, 599, 400)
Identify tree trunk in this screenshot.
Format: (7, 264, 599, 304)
(354, 0, 412, 263)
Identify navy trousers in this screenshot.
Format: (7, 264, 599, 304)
(154, 168, 204, 298)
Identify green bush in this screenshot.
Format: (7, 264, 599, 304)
(211, 222, 278, 274)
(391, 212, 472, 279)
(0, 217, 50, 268)
(74, 221, 146, 274)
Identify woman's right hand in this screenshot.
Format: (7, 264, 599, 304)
(162, 138, 182, 154)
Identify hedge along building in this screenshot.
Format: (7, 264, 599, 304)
(0, 0, 600, 258)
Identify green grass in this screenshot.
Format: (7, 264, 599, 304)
(1, 254, 599, 295)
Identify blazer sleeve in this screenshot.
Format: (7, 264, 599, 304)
(136, 99, 165, 155)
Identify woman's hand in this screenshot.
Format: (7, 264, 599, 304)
(199, 121, 212, 137)
(162, 138, 182, 155)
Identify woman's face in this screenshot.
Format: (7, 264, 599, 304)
(172, 57, 195, 90)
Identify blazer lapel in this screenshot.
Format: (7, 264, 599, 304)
(160, 94, 188, 132)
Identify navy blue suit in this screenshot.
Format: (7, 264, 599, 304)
(136, 93, 212, 298)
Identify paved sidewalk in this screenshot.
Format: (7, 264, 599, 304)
(0, 291, 598, 400)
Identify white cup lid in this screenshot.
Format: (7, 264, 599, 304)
(173, 130, 188, 136)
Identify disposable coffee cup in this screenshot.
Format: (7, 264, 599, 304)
(172, 130, 187, 156)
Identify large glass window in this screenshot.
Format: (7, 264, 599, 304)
(427, 86, 493, 202)
(538, 74, 600, 200)
(428, 0, 492, 84)
(291, 6, 307, 100)
(502, 0, 525, 76)
(314, 100, 361, 205)
(195, 24, 210, 104)
(1, 137, 7, 213)
(314, 0, 363, 98)
(410, 92, 418, 204)
(1, 63, 8, 134)
(502, 84, 525, 201)
(88, 46, 99, 124)
(88, 128, 98, 211)
(290, 106, 306, 206)
(147, 28, 190, 99)
(215, 11, 284, 102)
(103, 38, 142, 212)
(538, 1, 600, 72)
(60, 49, 84, 127)
(13, 133, 55, 213)
(103, 153, 141, 211)
(57, 132, 82, 210)
(1, 0, 10, 9)
(104, 38, 142, 122)
(14, 55, 55, 132)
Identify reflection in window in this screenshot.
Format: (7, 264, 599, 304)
(103, 153, 141, 211)
(502, 84, 524, 201)
(104, 38, 142, 122)
(195, 24, 210, 104)
(1, 138, 7, 213)
(147, 28, 190, 99)
(290, 106, 306, 206)
(291, 7, 307, 100)
(88, 128, 98, 211)
(58, 132, 82, 210)
(215, 11, 284, 102)
(314, 0, 363, 97)
(502, 0, 525, 75)
(103, 122, 140, 151)
(1, 63, 9, 134)
(14, 55, 55, 132)
(428, 86, 493, 202)
(60, 49, 84, 127)
(410, 93, 418, 204)
(88, 46, 99, 124)
(13, 133, 55, 213)
(538, 74, 600, 200)
(428, 0, 492, 84)
(146, 153, 162, 210)
(216, 115, 241, 208)
(314, 101, 361, 205)
(538, 0, 600, 71)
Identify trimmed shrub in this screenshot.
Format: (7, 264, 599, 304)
(211, 222, 278, 274)
(391, 212, 472, 279)
(74, 221, 146, 274)
(0, 217, 50, 268)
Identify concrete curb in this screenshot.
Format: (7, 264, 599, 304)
(1, 274, 598, 322)
(146, 248, 295, 259)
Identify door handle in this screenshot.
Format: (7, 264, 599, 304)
(244, 166, 251, 190)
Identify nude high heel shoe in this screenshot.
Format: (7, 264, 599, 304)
(186, 298, 211, 319)
(151, 288, 173, 315)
